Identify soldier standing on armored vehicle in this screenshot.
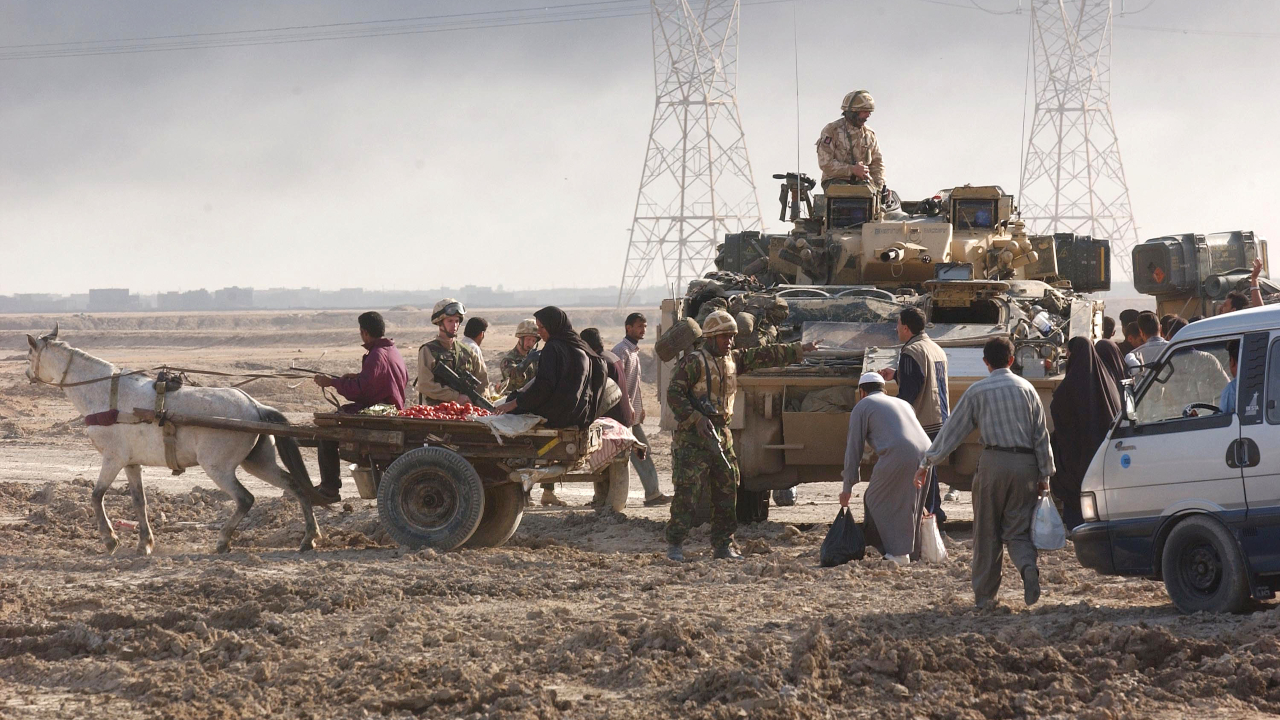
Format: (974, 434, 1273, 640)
(664, 311, 814, 562)
(816, 90, 884, 193)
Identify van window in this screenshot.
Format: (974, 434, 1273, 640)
(1135, 339, 1234, 424)
(1268, 338, 1280, 424)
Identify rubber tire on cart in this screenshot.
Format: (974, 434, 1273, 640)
(605, 460, 629, 512)
(463, 483, 526, 548)
(736, 485, 770, 524)
(1161, 515, 1250, 614)
(377, 447, 484, 551)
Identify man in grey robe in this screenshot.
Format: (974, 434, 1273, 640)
(839, 372, 931, 564)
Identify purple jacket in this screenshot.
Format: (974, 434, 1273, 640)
(331, 338, 409, 412)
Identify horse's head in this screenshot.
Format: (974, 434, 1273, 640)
(25, 323, 62, 384)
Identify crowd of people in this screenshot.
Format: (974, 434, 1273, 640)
(303, 264, 1264, 610)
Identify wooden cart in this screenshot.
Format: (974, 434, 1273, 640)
(139, 408, 632, 551)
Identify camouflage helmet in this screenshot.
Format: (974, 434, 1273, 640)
(735, 312, 756, 334)
(841, 90, 875, 113)
(515, 318, 539, 338)
(702, 310, 738, 337)
(431, 298, 466, 326)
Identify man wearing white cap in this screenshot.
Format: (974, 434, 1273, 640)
(838, 371, 932, 564)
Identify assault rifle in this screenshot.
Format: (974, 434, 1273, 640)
(695, 399, 734, 476)
(433, 362, 495, 411)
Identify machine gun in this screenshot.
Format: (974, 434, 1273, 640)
(773, 172, 816, 223)
(433, 362, 495, 411)
(695, 399, 735, 476)
(515, 347, 541, 375)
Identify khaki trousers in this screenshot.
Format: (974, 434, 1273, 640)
(971, 449, 1040, 605)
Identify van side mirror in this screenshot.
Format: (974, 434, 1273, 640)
(1122, 381, 1137, 423)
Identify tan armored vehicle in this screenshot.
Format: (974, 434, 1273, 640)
(1132, 230, 1271, 317)
(658, 178, 1110, 521)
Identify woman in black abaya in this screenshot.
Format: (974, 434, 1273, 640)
(1050, 336, 1121, 530)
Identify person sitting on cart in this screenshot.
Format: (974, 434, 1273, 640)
(311, 311, 409, 504)
(495, 306, 608, 507)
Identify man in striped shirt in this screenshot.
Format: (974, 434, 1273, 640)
(919, 337, 1054, 608)
(612, 313, 671, 506)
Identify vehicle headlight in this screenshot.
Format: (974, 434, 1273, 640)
(1080, 492, 1098, 523)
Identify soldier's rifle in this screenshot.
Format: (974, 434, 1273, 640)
(433, 362, 496, 411)
(695, 399, 734, 476)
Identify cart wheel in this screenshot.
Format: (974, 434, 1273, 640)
(463, 483, 525, 548)
(377, 447, 484, 551)
(606, 460, 630, 512)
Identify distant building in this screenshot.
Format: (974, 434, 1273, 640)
(214, 286, 253, 309)
(157, 289, 213, 311)
(88, 288, 132, 312)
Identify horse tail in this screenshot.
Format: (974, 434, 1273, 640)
(255, 406, 317, 497)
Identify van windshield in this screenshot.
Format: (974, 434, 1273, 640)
(1135, 339, 1234, 424)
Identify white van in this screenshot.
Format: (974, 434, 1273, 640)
(1074, 304, 1280, 613)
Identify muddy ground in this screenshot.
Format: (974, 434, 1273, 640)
(1, 310, 1277, 719)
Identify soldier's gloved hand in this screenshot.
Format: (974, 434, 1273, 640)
(801, 341, 818, 353)
(696, 416, 717, 442)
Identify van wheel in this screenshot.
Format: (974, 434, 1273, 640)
(1161, 516, 1250, 614)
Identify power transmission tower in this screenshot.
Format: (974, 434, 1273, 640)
(1019, 0, 1139, 279)
(617, 0, 762, 307)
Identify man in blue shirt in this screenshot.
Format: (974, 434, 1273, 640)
(1220, 339, 1239, 415)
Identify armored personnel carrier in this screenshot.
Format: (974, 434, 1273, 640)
(657, 176, 1110, 522)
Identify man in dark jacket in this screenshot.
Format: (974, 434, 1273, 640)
(311, 311, 408, 503)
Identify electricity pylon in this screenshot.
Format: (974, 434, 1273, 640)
(1019, 0, 1139, 279)
(618, 0, 763, 306)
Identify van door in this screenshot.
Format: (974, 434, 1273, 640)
(1240, 331, 1280, 573)
(1101, 336, 1242, 574)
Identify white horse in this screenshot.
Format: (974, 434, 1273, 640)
(24, 325, 323, 555)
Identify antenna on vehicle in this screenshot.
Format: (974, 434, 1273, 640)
(792, 0, 802, 198)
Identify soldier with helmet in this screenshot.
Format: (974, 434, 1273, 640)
(816, 90, 884, 193)
(415, 298, 488, 404)
(498, 318, 541, 396)
(665, 310, 815, 561)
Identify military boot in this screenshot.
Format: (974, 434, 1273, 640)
(712, 545, 744, 561)
(666, 544, 685, 562)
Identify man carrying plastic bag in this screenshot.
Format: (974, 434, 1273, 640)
(838, 372, 931, 566)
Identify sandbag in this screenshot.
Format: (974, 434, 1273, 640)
(820, 507, 866, 567)
(919, 512, 947, 563)
(655, 317, 702, 362)
(1032, 494, 1067, 550)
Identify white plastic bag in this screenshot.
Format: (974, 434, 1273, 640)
(919, 513, 948, 563)
(1032, 494, 1067, 550)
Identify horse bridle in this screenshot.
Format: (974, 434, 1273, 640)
(29, 342, 133, 388)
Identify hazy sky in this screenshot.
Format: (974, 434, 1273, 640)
(2, 0, 1277, 295)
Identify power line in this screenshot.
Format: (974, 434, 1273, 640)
(0, 0, 801, 61)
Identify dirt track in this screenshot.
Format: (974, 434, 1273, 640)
(2, 310, 1279, 719)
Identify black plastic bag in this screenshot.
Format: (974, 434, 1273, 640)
(820, 507, 866, 567)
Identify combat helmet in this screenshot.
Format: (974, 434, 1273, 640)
(841, 90, 875, 113)
(431, 298, 466, 326)
(515, 318, 539, 338)
(702, 310, 738, 337)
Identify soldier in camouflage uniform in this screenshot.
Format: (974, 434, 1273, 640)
(498, 319, 540, 395)
(415, 298, 488, 404)
(816, 90, 884, 192)
(665, 310, 813, 561)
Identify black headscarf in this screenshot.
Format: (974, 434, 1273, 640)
(1051, 337, 1122, 526)
(1094, 338, 1126, 391)
(535, 306, 598, 358)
